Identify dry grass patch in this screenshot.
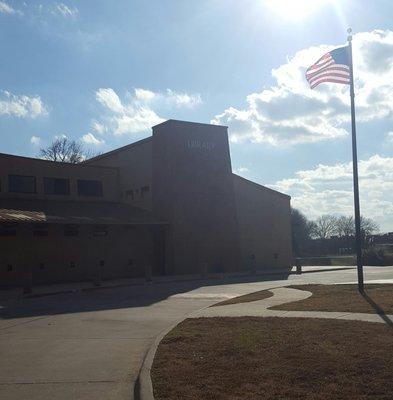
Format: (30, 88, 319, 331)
(270, 284, 393, 314)
(211, 290, 273, 307)
(152, 317, 393, 400)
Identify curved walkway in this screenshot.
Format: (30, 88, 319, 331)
(138, 286, 393, 400)
(192, 287, 393, 324)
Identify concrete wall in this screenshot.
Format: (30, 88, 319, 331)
(152, 120, 241, 275)
(85, 139, 153, 210)
(0, 153, 119, 202)
(0, 224, 153, 286)
(233, 174, 292, 271)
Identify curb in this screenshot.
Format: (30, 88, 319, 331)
(134, 283, 393, 399)
(135, 303, 217, 400)
(135, 321, 176, 400)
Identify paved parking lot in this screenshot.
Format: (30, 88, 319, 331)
(1, 266, 392, 400)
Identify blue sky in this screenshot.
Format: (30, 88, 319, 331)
(1, 0, 393, 231)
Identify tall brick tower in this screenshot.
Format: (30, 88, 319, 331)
(152, 120, 240, 275)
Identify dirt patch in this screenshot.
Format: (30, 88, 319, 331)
(211, 290, 273, 307)
(152, 317, 393, 400)
(270, 284, 393, 314)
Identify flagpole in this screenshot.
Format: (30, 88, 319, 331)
(347, 28, 364, 293)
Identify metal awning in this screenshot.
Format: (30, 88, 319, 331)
(0, 199, 167, 226)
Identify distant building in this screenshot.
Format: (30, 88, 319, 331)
(303, 236, 355, 256)
(0, 120, 292, 287)
(371, 232, 393, 245)
(302, 231, 393, 257)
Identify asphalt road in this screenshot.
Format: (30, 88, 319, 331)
(1, 266, 392, 400)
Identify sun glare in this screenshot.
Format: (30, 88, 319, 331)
(265, 0, 327, 20)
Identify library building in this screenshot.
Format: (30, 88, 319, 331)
(0, 120, 292, 287)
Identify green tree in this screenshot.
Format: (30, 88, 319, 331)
(291, 208, 314, 256)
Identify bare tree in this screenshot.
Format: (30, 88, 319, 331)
(334, 215, 379, 237)
(335, 215, 354, 237)
(40, 137, 88, 163)
(360, 216, 379, 237)
(311, 215, 338, 239)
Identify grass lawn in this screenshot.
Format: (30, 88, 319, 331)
(270, 284, 393, 314)
(211, 290, 273, 307)
(152, 317, 393, 400)
(297, 256, 355, 266)
(330, 255, 356, 266)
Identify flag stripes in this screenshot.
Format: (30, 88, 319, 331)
(306, 47, 350, 89)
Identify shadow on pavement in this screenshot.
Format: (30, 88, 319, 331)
(0, 272, 294, 320)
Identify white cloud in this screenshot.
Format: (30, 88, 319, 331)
(133, 88, 202, 108)
(164, 89, 202, 108)
(134, 88, 156, 103)
(96, 88, 124, 114)
(91, 120, 106, 134)
(234, 166, 249, 175)
(30, 136, 41, 146)
(387, 131, 393, 142)
(212, 30, 393, 146)
(0, 1, 14, 14)
(270, 154, 393, 232)
(94, 87, 202, 136)
(0, 91, 48, 118)
(81, 133, 105, 145)
(53, 3, 78, 18)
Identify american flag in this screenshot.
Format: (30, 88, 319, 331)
(306, 46, 350, 89)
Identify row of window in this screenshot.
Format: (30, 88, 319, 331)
(7, 175, 103, 197)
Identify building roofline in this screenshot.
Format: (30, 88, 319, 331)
(232, 173, 291, 199)
(84, 136, 152, 163)
(153, 119, 228, 129)
(0, 152, 118, 171)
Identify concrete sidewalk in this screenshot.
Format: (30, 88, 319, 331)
(192, 286, 393, 324)
(0, 268, 297, 302)
(138, 281, 393, 400)
(2, 266, 392, 400)
(0, 265, 362, 302)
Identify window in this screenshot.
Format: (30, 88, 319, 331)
(9, 175, 36, 194)
(77, 179, 103, 197)
(141, 185, 150, 198)
(44, 177, 70, 195)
